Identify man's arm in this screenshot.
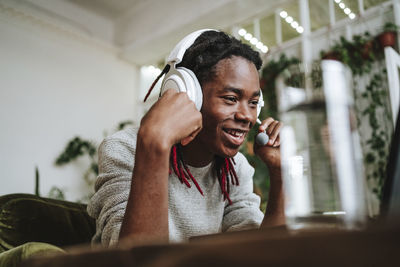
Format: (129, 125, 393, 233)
(260, 168, 285, 228)
(119, 89, 202, 243)
(254, 117, 286, 228)
(119, 128, 170, 243)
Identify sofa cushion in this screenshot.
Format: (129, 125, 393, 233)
(0, 242, 65, 267)
(0, 194, 95, 253)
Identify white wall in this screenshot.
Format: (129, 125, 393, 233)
(0, 8, 140, 201)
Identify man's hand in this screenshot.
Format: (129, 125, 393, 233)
(254, 117, 286, 228)
(139, 89, 203, 149)
(253, 117, 282, 174)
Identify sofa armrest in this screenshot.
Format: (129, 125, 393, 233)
(0, 194, 95, 252)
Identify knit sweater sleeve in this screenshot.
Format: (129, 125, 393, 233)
(222, 152, 264, 232)
(86, 129, 137, 247)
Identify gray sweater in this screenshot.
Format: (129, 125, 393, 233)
(87, 127, 264, 246)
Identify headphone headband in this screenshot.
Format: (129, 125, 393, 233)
(166, 29, 217, 64)
(162, 28, 264, 119)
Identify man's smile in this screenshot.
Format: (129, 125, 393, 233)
(222, 127, 249, 146)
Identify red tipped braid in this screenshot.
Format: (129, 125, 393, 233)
(221, 163, 227, 200)
(214, 157, 236, 205)
(176, 145, 204, 195)
(176, 146, 202, 193)
(228, 158, 239, 185)
(225, 159, 233, 204)
(169, 145, 238, 205)
(226, 169, 231, 194)
(183, 165, 204, 195)
(143, 65, 170, 102)
(143, 63, 240, 204)
(225, 159, 231, 194)
(171, 146, 181, 183)
(221, 162, 232, 204)
(176, 150, 191, 188)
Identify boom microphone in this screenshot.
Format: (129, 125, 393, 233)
(255, 119, 270, 146)
(255, 132, 270, 146)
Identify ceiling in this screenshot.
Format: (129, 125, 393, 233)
(16, 0, 387, 66)
(67, 0, 139, 19)
(17, 0, 292, 65)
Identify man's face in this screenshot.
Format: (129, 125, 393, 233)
(197, 56, 261, 158)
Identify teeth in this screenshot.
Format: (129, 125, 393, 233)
(226, 129, 244, 137)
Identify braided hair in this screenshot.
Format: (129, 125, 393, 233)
(146, 30, 262, 205)
(177, 31, 262, 84)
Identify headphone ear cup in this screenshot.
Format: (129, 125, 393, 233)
(177, 67, 202, 111)
(161, 73, 185, 96)
(160, 66, 203, 111)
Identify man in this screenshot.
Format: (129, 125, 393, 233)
(87, 30, 284, 247)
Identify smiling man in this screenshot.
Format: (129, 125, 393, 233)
(87, 30, 285, 247)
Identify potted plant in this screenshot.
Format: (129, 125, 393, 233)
(377, 22, 398, 48)
(336, 34, 376, 75)
(321, 49, 341, 61)
(54, 120, 134, 202)
(358, 32, 376, 59)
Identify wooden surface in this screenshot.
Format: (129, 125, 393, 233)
(23, 221, 400, 267)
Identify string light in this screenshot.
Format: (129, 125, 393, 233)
(238, 1, 356, 54)
(237, 9, 304, 54)
(280, 10, 304, 34)
(296, 26, 304, 33)
(238, 28, 246, 36)
(237, 28, 269, 54)
(335, 1, 356, 20)
(261, 45, 268, 53)
(285, 16, 294, 23)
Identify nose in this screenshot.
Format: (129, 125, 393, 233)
(234, 101, 254, 124)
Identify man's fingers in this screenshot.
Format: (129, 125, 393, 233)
(257, 117, 283, 146)
(259, 117, 275, 132)
(273, 136, 280, 147)
(162, 88, 178, 97)
(266, 120, 280, 135)
(268, 121, 283, 145)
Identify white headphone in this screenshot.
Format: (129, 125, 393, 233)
(160, 29, 264, 118)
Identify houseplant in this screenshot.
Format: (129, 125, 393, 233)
(321, 32, 377, 75)
(377, 22, 399, 48)
(53, 121, 134, 202)
(321, 30, 393, 202)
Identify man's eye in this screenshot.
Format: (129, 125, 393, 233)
(250, 100, 259, 106)
(223, 96, 237, 103)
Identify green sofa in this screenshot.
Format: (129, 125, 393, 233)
(0, 193, 96, 266)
